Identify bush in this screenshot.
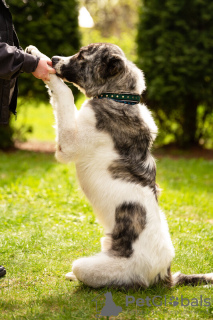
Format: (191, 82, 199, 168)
(137, 0, 213, 148)
(8, 0, 81, 100)
(1, 0, 81, 149)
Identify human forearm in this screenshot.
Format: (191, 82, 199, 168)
(0, 42, 39, 80)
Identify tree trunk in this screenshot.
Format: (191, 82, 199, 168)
(180, 97, 198, 148)
(0, 119, 14, 149)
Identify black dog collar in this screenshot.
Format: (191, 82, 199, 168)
(95, 93, 141, 105)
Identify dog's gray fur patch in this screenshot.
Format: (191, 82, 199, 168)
(109, 202, 146, 258)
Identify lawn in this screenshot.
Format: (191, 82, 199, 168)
(0, 148, 212, 319)
(11, 96, 86, 142)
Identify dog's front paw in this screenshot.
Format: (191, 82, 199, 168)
(65, 271, 78, 281)
(25, 45, 39, 56)
(25, 45, 50, 60)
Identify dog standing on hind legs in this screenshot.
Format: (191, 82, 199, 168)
(26, 44, 213, 289)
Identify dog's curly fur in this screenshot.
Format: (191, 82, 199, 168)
(25, 43, 213, 289)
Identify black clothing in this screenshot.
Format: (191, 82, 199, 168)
(0, 265, 6, 277)
(0, 0, 39, 124)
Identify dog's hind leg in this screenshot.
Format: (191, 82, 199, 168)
(70, 252, 148, 289)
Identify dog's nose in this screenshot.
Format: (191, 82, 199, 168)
(51, 56, 60, 67)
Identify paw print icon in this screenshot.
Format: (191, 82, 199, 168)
(169, 296, 179, 307)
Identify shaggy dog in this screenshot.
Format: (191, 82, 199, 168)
(26, 43, 213, 289)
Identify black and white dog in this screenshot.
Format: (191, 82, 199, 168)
(26, 43, 213, 288)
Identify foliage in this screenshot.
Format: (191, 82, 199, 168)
(0, 150, 213, 319)
(81, 28, 138, 62)
(0, 0, 81, 149)
(80, 0, 139, 37)
(137, 0, 213, 147)
(7, 0, 81, 100)
(11, 97, 86, 143)
(78, 0, 140, 62)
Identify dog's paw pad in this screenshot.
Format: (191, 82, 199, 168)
(65, 272, 78, 281)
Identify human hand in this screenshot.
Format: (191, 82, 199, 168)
(32, 59, 56, 82)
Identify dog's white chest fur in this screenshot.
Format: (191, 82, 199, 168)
(75, 105, 119, 231)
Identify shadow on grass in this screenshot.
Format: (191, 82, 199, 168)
(1, 276, 212, 319)
(35, 283, 213, 319)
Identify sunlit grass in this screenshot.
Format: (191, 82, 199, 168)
(11, 94, 86, 142)
(0, 150, 212, 319)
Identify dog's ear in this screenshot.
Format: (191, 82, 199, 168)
(99, 54, 125, 79)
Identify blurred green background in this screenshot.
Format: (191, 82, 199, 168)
(1, 0, 213, 149)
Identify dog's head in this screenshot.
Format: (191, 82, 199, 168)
(52, 43, 145, 97)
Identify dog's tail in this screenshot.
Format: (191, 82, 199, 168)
(172, 272, 213, 287)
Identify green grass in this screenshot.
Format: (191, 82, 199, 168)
(11, 99, 55, 142)
(11, 96, 86, 142)
(0, 151, 213, 319)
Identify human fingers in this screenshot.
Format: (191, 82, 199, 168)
(47, 60, 53, 66)
(48, 66, 56, 74)
(45, 60, 56, 74)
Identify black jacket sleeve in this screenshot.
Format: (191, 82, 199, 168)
(0, 42, 40, 80)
